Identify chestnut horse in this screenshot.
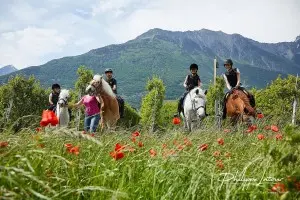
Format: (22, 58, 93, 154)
(88, 75, 120, 131)
(225, 89, 255, 125)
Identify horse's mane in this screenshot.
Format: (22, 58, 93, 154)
(100, 77, 116, 98)
(59, 89, 69, 98)
(231, 90, 255, 114)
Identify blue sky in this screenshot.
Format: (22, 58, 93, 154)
(1, 0, 300, 69)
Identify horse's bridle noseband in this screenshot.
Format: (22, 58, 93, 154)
(58, 98, 68, 106)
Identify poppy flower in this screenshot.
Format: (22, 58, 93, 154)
(223, 129, 231, 133)
(132, 131, 140, 137)
(115, 143, 125, 152)
(172, 117, 181, 125)
(246, 125, 257, 133)
(90, 133, 95, 137)
(199, 144, 208, 151)
(257, 113, 264, 119)
(65, 143, 73, 149)
(271, 125, 279, 132)
(275, 133, 283, 140)
(216, 160, 224, 170)
(0, 141, 8, 148)
(225, 152, 231, 158)
(217, 138, 224, 145)
(257, 134, 265, 140)
(162, 143, 167, 149)
(184, 138, 192, 146)
(149, 149, 157, 157)
(138, 141, 144, 147)
(270, 183, 286, 193)
(36, 127, 42, 132)
(213, 151, 221, 157)
(177, 145, 185, 151)
(110, 151, 125, 160)
(131, 137, 136, 143)
(69, 146, 80, 155)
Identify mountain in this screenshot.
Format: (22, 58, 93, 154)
(1, 28, 300, 106)
(0, 65, 18, 76)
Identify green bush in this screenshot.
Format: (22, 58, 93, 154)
(118, 103, 141, 128)
(158, 101, 177, 129)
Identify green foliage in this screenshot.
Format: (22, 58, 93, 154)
(0, 75, 48, 131)
(206, 76, 225, 115)
(140, 76, 166, 132)
(158, 101, 177, 129)
(75, 65, 94, 94)
(253, 75, 300, 122)
(118, 103, 141, 128)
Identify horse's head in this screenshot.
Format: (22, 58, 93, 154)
(58, 89, 70, 107)
(190, 87, 206, 118)
(88, 74, 115, 98)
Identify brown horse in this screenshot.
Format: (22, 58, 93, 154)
(225, 89, 256, 125)
(88, 75, 120, 131)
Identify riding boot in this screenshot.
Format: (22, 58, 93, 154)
(175, 99, 182, 117)
(119, 101, 125, 118)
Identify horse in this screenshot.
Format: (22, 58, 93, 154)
(87, 75, 120, 131)
(225, 89, 255, 125)
(181, 87, 207, 132)
(56, 89, 70, 127)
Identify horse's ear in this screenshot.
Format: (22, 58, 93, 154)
(204, 90, 208, 95)
(195, 89, 199, 95)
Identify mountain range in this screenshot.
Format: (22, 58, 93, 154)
(0, 65, 18, 76)
(0, 28, 300, 106)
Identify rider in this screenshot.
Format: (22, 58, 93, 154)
(222, 59, 256, 119)
(104, 68, 125, 118)
(49, 83, 61, 112)
(175, 63, 207, 117)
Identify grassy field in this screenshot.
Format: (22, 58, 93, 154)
(1, 121, 300, 200)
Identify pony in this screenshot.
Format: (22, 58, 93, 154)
(225, 89, 255, 125)
(87, 75, 120, 131)
(181, 87, 207, 132)
(56, 89, 70, 127)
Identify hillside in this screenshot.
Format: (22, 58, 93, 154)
(0, 65, 18, 76)
(1, 29, 300, 105)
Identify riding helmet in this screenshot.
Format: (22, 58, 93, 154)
(52, 83, 61, 90)
(224, 59, 233, 66)
(105, 68, 113, 73)
(190, 63, 198, 70)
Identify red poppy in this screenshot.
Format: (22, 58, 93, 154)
(90, 133, 95, 137)
(257, 113, 264, 119)
(257, 134, 265, 140)
(138, 141, 144, 147)
(225, 152, 231, 158)
(65, 143, 73, 149)
(36, 127, 42, 132)
(217, 138, 224, 145)
(213, 151, 221, 157)
(199, 144, 208, 151)
(115, 143, 125, 152)
(223, 129, 231, 133)
(132, 131, 140, 137)
(0, 141, 8, 148)
(270, 183, 286, 193)
(110, 151, 125, 160)
(149, 149, 157, 157)
(69, 146, 80, 155)
(131, 137, 136, 143)
(162, 143, 167, 149)
(216, 160, 224, 169)
(271, 125, 279, 132)
(264, 125, 271, 130)
(246, 125, 257, 133)
(177, 145, 185, 151)
(184, 138, 192, 146)
(275, 133, 283, 140)
(172, 117, 181, 125)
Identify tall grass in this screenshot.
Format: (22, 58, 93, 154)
(0, 120, 300, 199)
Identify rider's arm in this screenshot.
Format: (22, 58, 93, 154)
(198, 77, 202, 88)
(183, 75, 189, 88)
(49, 93, 53, 105)
(223, 74, 232, 90)
(236, 68, 241, 87)
(112, 79, 117, 92)
(73, 98, 84, 108)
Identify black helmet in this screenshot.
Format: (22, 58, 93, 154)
(224, 59, 233, 66)
(190, 63, 198, 70)
(52, 83, 60, 90)
(105, 68, 113, 73)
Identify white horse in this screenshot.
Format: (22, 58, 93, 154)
(181, 87, 207, 132)
(56, 89, 70, 127)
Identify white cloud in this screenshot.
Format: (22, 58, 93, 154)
(0, 27, 68, 68)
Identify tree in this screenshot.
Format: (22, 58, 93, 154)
(75, 65, 94, 95)
(206, 76, 225, 116)
(140, 76, 165, 132)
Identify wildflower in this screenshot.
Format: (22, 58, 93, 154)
(213, 151, 221, 157)
(64, 143, 73, 150)
(257, 113, 264, 119)
(0, 141, 8, 148)
(246, 125, 257, 133)
(149, 149, 157, 157)
(173, 117, 181, 125)
(216, 160, 224, 170)
(162, 143, 167, 149)
(184, 138, 192, 146)
(177, 145, 185, 151)
(271, 125, 279, 132)
(110, 151, 125, 160)
(90, 133, 95, 137)
(270, 183, 286, 193)
(36, 127, 42, 132)
(217, 138, 224, 145)
(132, 131, 140, 137)
(199, 144, 208, 151)
(225, 152, 231, 158)
(275, 133, 283, 140)
(223, 129, 231, 133)
(138, 141, 144, 147)
(115, 143, 125, 152)
(69, 146, 80, 155)
(257, 134, 265, 140)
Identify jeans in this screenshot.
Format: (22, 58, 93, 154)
(84, 114, 101, 133)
